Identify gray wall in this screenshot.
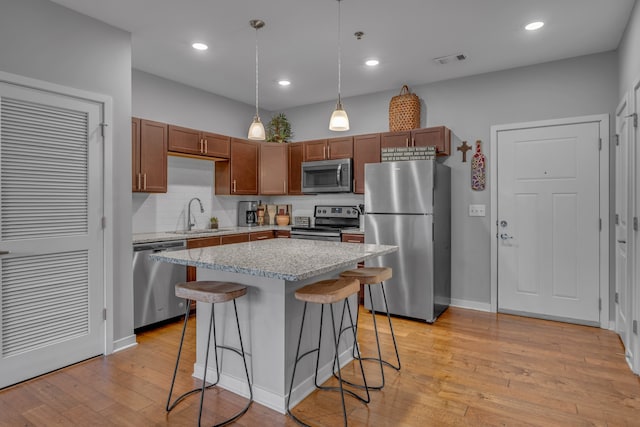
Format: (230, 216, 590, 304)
(0, 0, 134, 343)
(619, 0, 640, 97)
(133, 69, 266, 138)
(283, 52, 619, 307)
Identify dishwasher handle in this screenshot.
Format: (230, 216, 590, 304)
(133, 240, 186, 252)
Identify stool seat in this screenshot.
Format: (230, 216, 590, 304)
(175, 281, 246, 303)
(340, 267, 392, 284)
(295, 278, 360, 304)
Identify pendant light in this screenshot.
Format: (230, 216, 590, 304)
(248, 19, 266, 140)
(329, 0, 349, 131)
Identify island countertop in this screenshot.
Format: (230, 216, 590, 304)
(150, 238, 397, 281)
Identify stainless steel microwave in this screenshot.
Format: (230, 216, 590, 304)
(301, 158, 353, 193)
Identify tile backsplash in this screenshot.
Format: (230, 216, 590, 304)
(132, 156, 364, 233)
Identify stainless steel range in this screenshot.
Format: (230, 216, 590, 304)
(290, 205, 360, 241)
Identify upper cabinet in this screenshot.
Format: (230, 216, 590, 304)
(168, 125, 230, 159)
(132, 118, 167, 193)
(381, 126, 451, 156)
(303, 137, 353, 161)
(353, 133, 381, 194)
(288, 142, 304, 195)
(260, 143, 288, 195)
(215, 138, 259, 195)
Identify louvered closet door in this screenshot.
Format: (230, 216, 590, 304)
(0, 83, 104, 388)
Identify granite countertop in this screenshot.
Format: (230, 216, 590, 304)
(133, 225, 291, 244)
(149, 238, 397, 281)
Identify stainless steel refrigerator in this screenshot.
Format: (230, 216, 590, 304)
(364, 159, 451, 322)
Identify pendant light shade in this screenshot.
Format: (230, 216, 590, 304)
(329, 0, 349, 131)
(248, 19, 266, 140)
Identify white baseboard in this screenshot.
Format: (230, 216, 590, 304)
(193, 346, 354, 414)
(450, 299, 492, 312)
(112, 334, 137, 353)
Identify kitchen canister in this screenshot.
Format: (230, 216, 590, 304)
(389, 85, 421, 131)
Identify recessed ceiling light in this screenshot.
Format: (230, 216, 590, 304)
(192, 42, 208, 51)
(278, 80, 291, 86)
(365, 59, 379, 67)
(525, 21, 544, 31)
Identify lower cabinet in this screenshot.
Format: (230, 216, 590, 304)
(275, 230, 290, 238)
(341, 233, 365, 303)
(250, 231, 274, 241)
(221, 233, 251, 245)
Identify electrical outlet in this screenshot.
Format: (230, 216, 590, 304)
(469, 204, 486, 217)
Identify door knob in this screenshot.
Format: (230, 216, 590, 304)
(500, 233, 513, 240)
(617, 239, 627, 244)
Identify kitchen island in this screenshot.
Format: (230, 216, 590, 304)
(150, 238, 397, 413)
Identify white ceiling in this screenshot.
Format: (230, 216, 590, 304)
(50, 0, 635, 111)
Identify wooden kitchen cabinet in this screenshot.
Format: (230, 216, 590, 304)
(168, 125, 230, 158)
(221, 233, 251, 245)
(275, 230, 290, 238)
(215, 138, 259, 195)
(249, 230, 274, 241)
(132, 117, 167, 193)
(260, 143, 287, 195)
(341, 232, 365, 303)
(381, 126, 451, 156)
(186, 236, 222, 281)
(353, 133, 381, 194)
(288, 142, 304, 195)
(303, 137, 353, 161)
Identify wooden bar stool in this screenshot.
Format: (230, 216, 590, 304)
(166, 281, 252, 427)
(339, 267, 401, 390)
(286, 278, 370, 427)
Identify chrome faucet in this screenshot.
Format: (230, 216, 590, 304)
(187, 197, 204, 231)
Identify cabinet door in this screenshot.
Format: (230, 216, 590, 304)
(132, 117, 141, 191)
(221, 233, 250, 245)
(186, 236, 221, 281)
(412, 126, 451, 156)
(275, 230, 290, 238)
(288, 142, 304, 195)
(353, 133, 381, 194)
(260, 143, 287, 195)
(249, 231, 274, 241)
(230, 138, 259, 194)
(139, 119, 168, 193)
(168, 125, 203, 155)
(381, 131, 411, 149)
(327, 136, 353, 159)
(304, 139, 328, 161)
(202, 131, 230, 158)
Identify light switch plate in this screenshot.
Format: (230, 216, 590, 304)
(469, 204, 486, 217)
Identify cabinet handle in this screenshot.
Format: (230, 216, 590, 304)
(323, 145, 326, 159)
(200, 139, 204, 153)
(411, 137, 415, 146)
(283, 181, 286, 193)
(137, 173, 141, 190)
(232, 179, 237, 193)
(346, 239, 361, 243)
(327, 145, 331, 158)
(143, 173, 147, 190)
(204, 139, 208, 153)
(256, 236, 269, 240)
(405, 137, 409, 147)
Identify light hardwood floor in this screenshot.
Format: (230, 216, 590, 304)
(1, 307, 639, 426)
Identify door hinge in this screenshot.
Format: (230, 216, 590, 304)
(615, 292, 619, 304)
(633, 320, 638, 334)
(598, 138, 602, 150)
(634, 217, 638, 231)
(599, 298, 602, 310)
(99, 122, 108, 138)
(626, 112, 638, 128)
(101, 216, 107, 229)
(103, 308, 107, 320)
(615, 134, 619, 146)
(599, 218, 602, 231)
(615, 214, 619, 225)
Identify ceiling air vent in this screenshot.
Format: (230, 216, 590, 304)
(433, 53, 467, 65)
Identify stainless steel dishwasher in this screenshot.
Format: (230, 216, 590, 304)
(133, 240, 187, 329)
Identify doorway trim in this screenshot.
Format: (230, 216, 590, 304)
(0, 70, 114, 353)
(490, 114, 610, 328)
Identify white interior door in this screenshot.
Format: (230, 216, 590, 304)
(631, 79, 640, 374)
(0, 82, 104, 388)
(496, 120, 602, 325)
(615, 96, 633, 364)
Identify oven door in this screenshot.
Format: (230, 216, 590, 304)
(302, 159, 352, 193)
(290, 230, 342, 242)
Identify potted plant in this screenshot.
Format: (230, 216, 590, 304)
(209, 216, 219, 229)
(266, 113, 293, 143)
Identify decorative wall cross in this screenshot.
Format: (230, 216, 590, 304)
(457, 140, 471, 162)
